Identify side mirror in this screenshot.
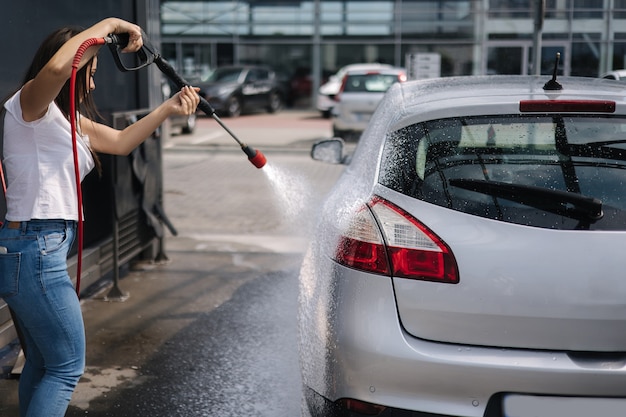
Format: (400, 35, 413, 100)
(311, 138, 346, 164)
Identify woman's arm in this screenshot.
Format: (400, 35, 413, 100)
(20, 18, 142, 122)
(83, 86, 200, 156)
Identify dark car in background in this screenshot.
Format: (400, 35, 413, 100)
(196, 65, 286, 117)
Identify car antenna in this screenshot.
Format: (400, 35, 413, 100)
(543, 52, 562, 91)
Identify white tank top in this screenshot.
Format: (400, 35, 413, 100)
(3, 90, 95, 221)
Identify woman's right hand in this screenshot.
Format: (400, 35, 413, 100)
(109, 18, 143, 53)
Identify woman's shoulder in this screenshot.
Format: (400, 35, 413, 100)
(4, 90, 23, 116)
(4, 89, 56, 126)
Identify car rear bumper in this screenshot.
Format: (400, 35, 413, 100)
(304, 385, 467, 417)
(332, 111, 372, 132)
(299, 262, 626, 417)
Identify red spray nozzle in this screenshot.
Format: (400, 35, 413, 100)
(242, 145, 267, 169)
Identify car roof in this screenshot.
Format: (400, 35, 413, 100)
(353, 75, 626, 148)
(333, 63, 394, 77)
(384, 75, 626, 120)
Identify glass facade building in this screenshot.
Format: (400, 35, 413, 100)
(161, 0, 626, 103)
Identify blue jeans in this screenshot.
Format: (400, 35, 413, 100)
(0, 219, 85, 417)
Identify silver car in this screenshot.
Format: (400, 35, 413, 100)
(331, 68, 406, 139)
(299, 75, 626, 417)
(317, 63, 394, 118)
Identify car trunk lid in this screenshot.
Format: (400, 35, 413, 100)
(392, 199, 626, 351)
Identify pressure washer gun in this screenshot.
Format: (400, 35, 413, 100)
(105, 31, 267, 169)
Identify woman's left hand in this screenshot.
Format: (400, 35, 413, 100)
(170, 86, 200, 116)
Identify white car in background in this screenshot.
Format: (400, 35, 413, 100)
(331, 67, 406, 139)
(300, 74, 626, 417)
(316, 63, 393, 118)
(602, 69, 626, 81)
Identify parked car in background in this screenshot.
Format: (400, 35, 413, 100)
(317, 63, 393, 118)
(602, 69, 626, 80)
(287, 66, 313, 107)
(196, 65, 286, 117)
(169, 110, 197, 135)
(331, 67, 406, 139)
(300, 75, 626, 417)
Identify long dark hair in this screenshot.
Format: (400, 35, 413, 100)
(22, 26, 102, 172)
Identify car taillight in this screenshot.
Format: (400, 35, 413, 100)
(335, 203, 390, 274)
(334, 75, 348, 102)
(334, 196, 459, 283)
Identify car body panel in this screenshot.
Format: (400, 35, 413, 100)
(299, 75, 626, 416)
(381, 188, 626, 351)
(299, 255, 626, 417)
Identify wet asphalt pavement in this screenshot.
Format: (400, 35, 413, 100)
(74, 265, 302, 417)
(0, 110, 345, 416)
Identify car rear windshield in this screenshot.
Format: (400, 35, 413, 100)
(379, 115, 626, 230)
(343, 73, 399, 93)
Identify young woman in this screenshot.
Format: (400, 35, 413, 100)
(0, 17, 199, 417)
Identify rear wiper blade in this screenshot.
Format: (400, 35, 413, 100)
(590, 139, 626, 146)
(449, 179, 603, 221)
(559, 140, 626, 161)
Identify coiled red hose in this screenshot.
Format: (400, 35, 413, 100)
(70, 37, 106, 296)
